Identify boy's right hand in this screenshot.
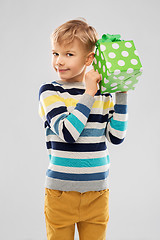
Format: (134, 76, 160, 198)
(84, 69, 101, 97)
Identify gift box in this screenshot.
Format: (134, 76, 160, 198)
(92, 33, 143, 94)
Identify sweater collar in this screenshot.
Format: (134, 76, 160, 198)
(53, 79, 85, 86)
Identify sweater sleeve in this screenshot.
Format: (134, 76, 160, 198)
(38, 83, 95, 143)
(105, 92, 128, 144)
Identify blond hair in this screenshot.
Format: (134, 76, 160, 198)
(50, 17, 99, 53)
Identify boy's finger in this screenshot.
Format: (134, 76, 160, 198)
(99, 74, 102, 81)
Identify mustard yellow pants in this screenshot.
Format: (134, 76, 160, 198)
(44, 188, 109, 240)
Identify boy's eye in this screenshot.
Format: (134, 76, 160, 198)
(67, 53, 73, 56)
(52, 52, 73, 56)
(52, 52, 58, 56)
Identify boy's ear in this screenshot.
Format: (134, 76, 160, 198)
(85, 52, 95, 66)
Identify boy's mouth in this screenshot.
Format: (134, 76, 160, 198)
(58, 69, 69, 72)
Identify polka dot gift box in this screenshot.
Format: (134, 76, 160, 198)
(92, 33, 143, 93)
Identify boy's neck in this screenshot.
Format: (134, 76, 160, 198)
(55, 79, 85, 85)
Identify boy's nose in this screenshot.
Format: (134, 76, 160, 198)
(56, 56, 65, 65)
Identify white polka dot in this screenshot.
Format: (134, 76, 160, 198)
(103, 65, 106, 73)
(136, 76, 141, 80)
(101, 53, 104, 60)
(113, 76, 117, 79)
(101, 86, 106, 91)
(111, 86, 118, 90)
(111, 83, 117, 87)
(94, 58, 97, 65)
(118, 76, 125, 80)
(104, 78, 109, 84)
(140, 67, 143, 72)
(108, 52, 116, 58)
(96, 69, 98, 72)
(123, 85, 128, 89)
(107, 71, 111, 76)
(131, 59, 138, 65)
(134, 50, 139, 56)
(100, 45, 106, 51)
(97, 49, 99, 56)
(98, 61, 101, 68)
(125, 42, 132, 48)
(127, 68, 134, 74)
(118, 60, 125, 66)
(125, 80, 132, 85)
(106, 62, 112, 69)
(121, 51, 129, 57)
(112, 43, 119, 49)
(114, 69, 121, 75)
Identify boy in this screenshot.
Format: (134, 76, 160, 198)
(38, 18, 128, 240)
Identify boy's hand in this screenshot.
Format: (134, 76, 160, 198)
(84, 69, 101, 97)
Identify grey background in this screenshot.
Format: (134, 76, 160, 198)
(0, 0, 159, 239)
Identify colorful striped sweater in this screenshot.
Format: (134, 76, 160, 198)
(38, 79, 128, 193)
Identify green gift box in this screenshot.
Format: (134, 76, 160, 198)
(92, 33, 143, 93)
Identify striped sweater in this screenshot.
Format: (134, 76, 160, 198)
(38, 79, 128, 193)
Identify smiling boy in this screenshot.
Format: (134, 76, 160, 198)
(52, 38, 90, 83)
(38, 18, 128, 240)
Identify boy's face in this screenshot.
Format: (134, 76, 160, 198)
(51, 38, 93, 83)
